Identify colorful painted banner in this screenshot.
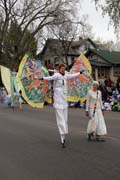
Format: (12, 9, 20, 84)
(17, 54, 49, 108)
(0, 65, 12, 95)
(67, 54, 93, 102)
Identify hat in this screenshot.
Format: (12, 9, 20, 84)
(93, 81, 99, 86)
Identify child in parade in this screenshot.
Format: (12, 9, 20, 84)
(86, 81, 107, 142)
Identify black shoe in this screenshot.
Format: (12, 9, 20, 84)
(88, 134, 92, 141)
(96, 138, 105, 142)
(61, 139, 66, 148)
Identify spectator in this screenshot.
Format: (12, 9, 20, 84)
(116, 77, 120, 94)
(99, 84, 108, 102)
(104, 77, 113, 96)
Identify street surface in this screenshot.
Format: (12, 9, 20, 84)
(0, 104, 120, 180)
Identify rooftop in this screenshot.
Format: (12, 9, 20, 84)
(88, 49, 120, 65)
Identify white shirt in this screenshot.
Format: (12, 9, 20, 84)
(44, 72, 80, 109)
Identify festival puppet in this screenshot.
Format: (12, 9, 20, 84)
(67, 54, 93, 102)
(17, 54, 50, 108)
(17, 53, 93, 108)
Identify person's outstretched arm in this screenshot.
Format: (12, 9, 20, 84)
(43, 73, 58, 81)
(65, 71, 84, 80)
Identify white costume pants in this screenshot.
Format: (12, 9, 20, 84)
(55, 108, 68, 135)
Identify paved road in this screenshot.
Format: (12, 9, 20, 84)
(0, 104, 120, 180)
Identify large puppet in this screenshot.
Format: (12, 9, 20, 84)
(0, 65, 12, 95)
(17, 54, 49, 108)
(67, 54, 93, 102)
(17, 53, 93, 108)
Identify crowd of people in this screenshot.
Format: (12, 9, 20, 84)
(99, 77, 120, 111)
(0, 87, 24, 108)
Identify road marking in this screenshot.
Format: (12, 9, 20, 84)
(106, 135, 120, 141)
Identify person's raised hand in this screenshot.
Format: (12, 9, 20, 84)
(39, 75, 44, 80)
(80, 70, 85, 74)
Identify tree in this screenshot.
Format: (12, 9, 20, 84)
(0, 20, 37, 68)
(78, 15, 95, 39)
(94, 0, 120, 35)
(45, 14, 94, 67)
(0, 0, 79, 69)
(47, 20, 78, 67)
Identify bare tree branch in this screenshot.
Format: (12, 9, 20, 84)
(0, 0, 82, 68)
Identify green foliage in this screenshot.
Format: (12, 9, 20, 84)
(0, 20, 37, 70)
(0, 0, 82, 70)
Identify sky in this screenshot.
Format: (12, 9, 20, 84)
(81, 0, 116, 42)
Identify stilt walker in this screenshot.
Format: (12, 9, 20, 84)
(43, 64, 82, 148)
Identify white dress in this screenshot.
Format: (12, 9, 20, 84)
(86, 90, 107, 135)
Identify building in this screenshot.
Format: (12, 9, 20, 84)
(38, 38, 120, 82)
(38, 38, 101, 67)
(38, 39, 78, 67)
(86, 48, 120, 82)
